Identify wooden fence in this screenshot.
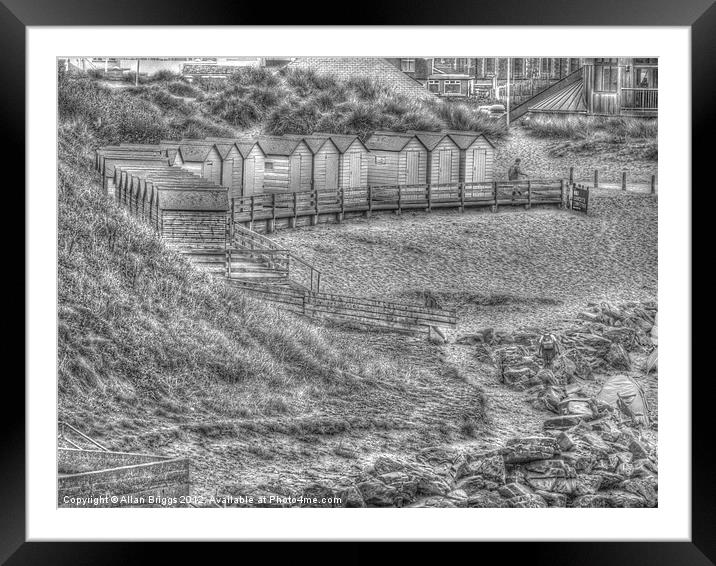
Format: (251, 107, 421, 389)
(231, 180, 564, 232)
(227, 280, 457, 335)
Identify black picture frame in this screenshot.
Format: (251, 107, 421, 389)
(10, 0, 707, 562)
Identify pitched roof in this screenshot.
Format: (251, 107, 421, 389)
(256, 136, 304, 156)
(203, 137, 265, 158)
(441, 130, 496, 150)
(311, 133, 367, 153)
(365, 132, 425, 152)
(528, 79, 587, 114)
(177, 144, 215, 162)
(406, 131, 456, 151)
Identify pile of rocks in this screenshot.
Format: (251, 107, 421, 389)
(286, 421, 657, 508)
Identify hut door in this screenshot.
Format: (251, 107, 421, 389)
(439, 150, 452, 184)
(349, 153, 361, 187)
(290, 155, 302, 191)
(472, 149, 487, 182)
(223, 158, 233, 187)
(406, 151, 420, 185)
(244, 158, 256, 197)
(325, 154, 339, 191)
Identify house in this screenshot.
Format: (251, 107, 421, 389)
(256, 136, 314, 193)
(291, 136, 342, 192)
(312, 133, 370, 189)
(365, 132, 428, 186)
(526, 58, 658, 118)
(407, 132, 462, 185)
(443, 131, 495, 183)
(205, 138, 267, 199)
(174, 143, 223, 185)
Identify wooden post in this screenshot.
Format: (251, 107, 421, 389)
(594, 169, 599, 188)
(569, 166, 574, 184)
(135, 59, 140, 87)
(311, 189, 318, 226)
(230, 198, 235, 240)
(367, 186, 373, 218)
(560, 179, 565, 208)
(250, 195, 255, 230)
(290, 192, 297, 228)
(459, 182, 465, 212)
(397, 185, 402, 215)
(339, 187, 345, 223)
(622, 171, 627, 191)
(651, 175, 656, 194)
(526, 180, 531, 209)
(492, 181, 498, 212)
(267, 193, 276, 233)
(426, 184, 432, 212)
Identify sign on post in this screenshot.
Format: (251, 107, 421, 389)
(571, 184, 590, 214)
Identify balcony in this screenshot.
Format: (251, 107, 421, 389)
(621, 88, 658, 113)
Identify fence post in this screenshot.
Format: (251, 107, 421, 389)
(569, 166, 574, 184)
(311, 189, 318, 226)
(339, 187, 345, 223)
(426, 184, 432, 212)
(526, 180, 531, 209)
(249, 195, 255, 230)
(594, 169, 599, 188)
(651, 175, 656, 194)
(397, 185, 402, 215)
(492, 181, 498, 212)
(367, 186, 373, 218)
(267, 193, 276, 233)
(560, 179, 565, 208)
(459, 182, 465, 213)
(622, 171, 627, 191)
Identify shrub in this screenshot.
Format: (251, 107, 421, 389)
(346, 77, 389, 101)
(282, 68, 338, 97)
(167, 81, 200, 97)
(203, 93, 262, 128)
(228, 66, 280, 88)
(147, 70, 182, 83)
(265, 102, 321, 135)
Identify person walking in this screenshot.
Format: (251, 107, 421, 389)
(508, 158, 528, 197)
(538, 332, 561, 368)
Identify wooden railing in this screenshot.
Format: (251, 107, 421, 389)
(229, 222, 322, 293)
(620, 88, 658, 111)
(231, 180, 564, 225)
(227, 281, 457, 335)
(58, 421, 109, 452)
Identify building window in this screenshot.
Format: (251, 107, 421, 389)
(512, 58, 524, 78)
(635, 67, 658, 88)
(427, 80, 440, 93)
(596, 63, 619, 92)
(401, 58, 416, 72)
(265, 162, 274, 170)
(485, 58, 495, 75)
(375, 156, 386, 165)
(444, 80, 462, 94)
(633, 58, 658, 65)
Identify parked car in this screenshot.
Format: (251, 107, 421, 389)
(478, 104, 506, 118)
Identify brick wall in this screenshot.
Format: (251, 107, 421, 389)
(287, 57, 431, 99)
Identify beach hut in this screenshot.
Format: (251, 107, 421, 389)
(257, 136, 313, 193)
(290, 136, 342, 192)
(407, 131, 461, 186)
(205, 138, 267, 199)
(443, 131, 496, 183)
(312, 133, 370, 189)
(174, 142, 223, 185)
(365, 132, 428, 186)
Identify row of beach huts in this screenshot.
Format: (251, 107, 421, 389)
(97, 130, 496, 201)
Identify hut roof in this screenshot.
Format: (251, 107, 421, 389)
(365, 132, 425, 152)
(311, 133, 367, 153)
(442, 131, 496, 150)
(177, 144, 215, 162)
(528, 79, 587, 114)
(407, 131, 456, 151)
(256, 136, 304, 156)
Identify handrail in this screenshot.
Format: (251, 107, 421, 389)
(58, 421, 109, 452)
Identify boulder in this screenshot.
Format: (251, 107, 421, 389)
(503, 367, 534, 385)
(535, 490, 568, 507)
(356, 480, 405, 507)
(509, 493, 548, 508)
(570, 494, 611, 508)
(467, 490, 510, 508)
(457, 474, 500, 494)
(605, 490, 648, 508)
(456, 454, 506, 484)
(620, 478, 658, 507)
(498, 482, 533, 499)
(336, 485, 366, 508)
(574, 474, 603, 496)
(543, 414, 586, 430)
(526, 476, 577, 495)
(503, 436, 558, 464)
(445, 489, 469, 507)
(556, 431, 576, 452)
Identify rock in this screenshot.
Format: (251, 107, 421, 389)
(605, 490, 648, 508)
(503, 436, 558, 464)
(535, 490, 568, 507)
(526, 476, 577, 495)
(570, 494, 611, 508)
(456, 453, 506, 484)
(457, 475, 500, 493)
(336, 485, 366, 508)
(580, 432, 613, 454)
(620, 478, 658, 507)
(593, 454, 620, 472)
(377, 471, 419, 500)
(503, 367, 533, 385)
(537, 368, 560, 386)
(543, 414, 586, 430)
(605, 343, 632, 370)
(416, 473, 454, 497)
(593, 470, 627, 489)
(356, 480, 405, 507)
(524, 458, 575, 477)
(300, 483, 343, 507)
(557, 431, 575, 452)
(559, 398, 594, 418)
(509, 493, 548, 508)
(631, 458, 658, 478)
(574, 474, 603, 496)
(498, 482, 533, 499)
(467, 490, 510, 508)
(540, 386, 564, 413)
(411, 495, 461, 508)
(445, 489, 469, 507)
